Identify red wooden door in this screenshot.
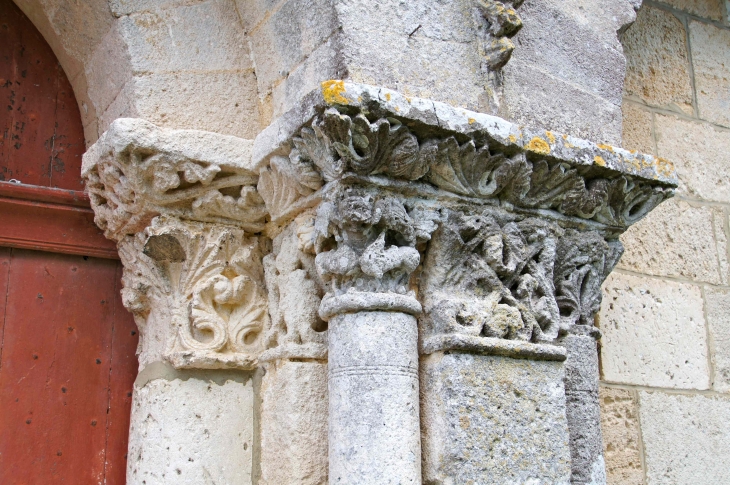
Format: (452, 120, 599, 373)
(0, 1, 138, 483)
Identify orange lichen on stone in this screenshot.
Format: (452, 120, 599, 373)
(594, 156, 607, 167)
(597, 143, 615, 153)
(545, 131, 556, 144)
(509, 135, 517, 143)
(527, 137, 551, 155)
(656, 157, 676, 177)
(468, 118, 476, 124)
(385, 93, 391, 101)
(322, 80, 349, 105)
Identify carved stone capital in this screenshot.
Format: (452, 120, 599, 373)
(254, 81, 678, 360)
(83, 119, 269, 370)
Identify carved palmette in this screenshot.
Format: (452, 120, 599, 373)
(118, 216, 268, 369)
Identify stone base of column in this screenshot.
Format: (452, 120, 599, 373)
(259, 360, 328, 485)
(421, 353, 572, 484)
(126, 363, 254, 485)
(328, 311, 421, 485)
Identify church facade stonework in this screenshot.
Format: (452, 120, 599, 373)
(15, 0, 730, 482)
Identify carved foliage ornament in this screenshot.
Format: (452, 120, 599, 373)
(118, 216, 267, 369)
(420, 207, 623, 345)
(84, 135, 266, 241)
(260, 108, 672, 228)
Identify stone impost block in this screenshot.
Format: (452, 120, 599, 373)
(421, 353, 571, 484)
(127, 365, 254, 485)
(599, 272, 710, 389)
(639, 391, 730, 484)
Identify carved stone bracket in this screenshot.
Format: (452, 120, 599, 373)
(253, 80, 678, 360)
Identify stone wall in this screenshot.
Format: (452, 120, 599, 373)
(600, 1, 730, 483)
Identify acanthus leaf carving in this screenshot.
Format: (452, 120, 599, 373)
(118, 216, 268, 369)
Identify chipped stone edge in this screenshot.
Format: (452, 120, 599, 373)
(252, 80, 678, 186)
(422, 334, 568, 362)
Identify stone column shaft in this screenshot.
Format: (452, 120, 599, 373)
(328, 311, 420, 484)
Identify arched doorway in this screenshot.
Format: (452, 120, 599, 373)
(0, 1, 138, 483)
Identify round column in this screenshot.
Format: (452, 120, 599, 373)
(327, 310, 421, 484)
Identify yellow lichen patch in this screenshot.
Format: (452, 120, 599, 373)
(597, 143, 615, 153)
(527, 137, 551, 155)
(594, 156, 606, 167)
(509, 134, 517, 143)
(321, 80, 348, 105)
(545, 131, 556, 144)
(385, 93, 391, 101)
(655, 157, 676, 177)
(468, 118, 476, 124)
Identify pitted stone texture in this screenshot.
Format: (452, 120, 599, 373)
(127, 374, 254, 485)
(618, 199, 728, 285)
(655, 114, 730, 204)
(599, 272, 710, 389)
(118, 0, 252, 73)
(599, 387, 643, 485)
(260, 361, 328, 485)
(328, 311, 421, 484)
(663, 0, 725, 22)
(639, 391, 730, 484)
(501, 0, 637, 144)
(562, 335, 606, 485)
(502, 60, 624, 145)
(706, 287, 730, 392)
(689, 21, 730, 128)
(622, 102, 655, 154)
(622, 5, 693, 114)
(421, 353, 571, 485)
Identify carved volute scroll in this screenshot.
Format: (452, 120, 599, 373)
(254, 81, 678, 360)
(82, 118, 269, 370)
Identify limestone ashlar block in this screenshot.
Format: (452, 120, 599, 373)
(420, 353, 571, 484)
(639, 391, 730, 484)
(599, 387, 644, 485)
(661, 0, 725, 21)
(127, 372, 254, 485)
(599, 272, 710, 389)
(706, 287, 730, 392)
(622, 6, 694, 114)
(688, 20, 730, 126)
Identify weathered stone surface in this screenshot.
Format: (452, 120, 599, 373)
(618, 198, 728, 285)
(502, 60, 624, 145)
(85, 22, 133, 119)
(118, 0, 251, 73)
(599, 387, 643, 485)
(127, 369, 254, 485)
(706, 287, 730, 392)
(421, 353, 571, 484)
(260, 361, 328, 485)
(599, 272, 710, 389)
(656, 115, 730, 205)
(622, 102, 655, 154)
(329, 311, 421, 484)
(662, 0, 725, 21)
(689, 20, 730, 128)
(562, 335, 605, 485)
(639, 391, 730, 484)
(622, 6, 693, 114)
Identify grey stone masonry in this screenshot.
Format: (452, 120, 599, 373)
(252, 80, 677, 484)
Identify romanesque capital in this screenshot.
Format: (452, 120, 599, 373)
(82, 119, 268, 369)
(254, 80, 678, 361)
